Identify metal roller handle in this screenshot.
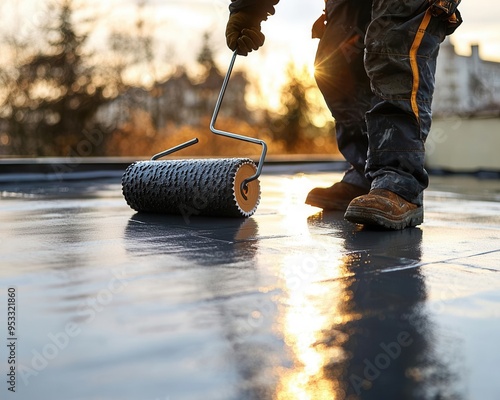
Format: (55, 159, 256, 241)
(150, 51, 267, 198)
(151, 138, 199, 160)
(210, 51, 267, 196)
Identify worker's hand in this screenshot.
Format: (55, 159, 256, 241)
(226, 11, 265, 56)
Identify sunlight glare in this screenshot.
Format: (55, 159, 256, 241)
(275, 230, 347, 399)
(278, 175, 322, 214)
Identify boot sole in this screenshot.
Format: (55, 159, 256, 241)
(344, 206, 424, 230)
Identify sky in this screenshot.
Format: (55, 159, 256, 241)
(111, 0, 500, 67)
(2, 0, 499, 109)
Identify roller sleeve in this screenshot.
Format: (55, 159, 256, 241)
(122, 158, 260, 218)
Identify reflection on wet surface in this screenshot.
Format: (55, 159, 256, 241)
(1, 171, 500, 399)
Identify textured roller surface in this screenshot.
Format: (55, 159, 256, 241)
(122, 158, 260, 217)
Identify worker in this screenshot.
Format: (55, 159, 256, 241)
(225, 0, 461, 230)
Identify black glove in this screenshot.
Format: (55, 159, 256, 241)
(225, 11, 265, 56)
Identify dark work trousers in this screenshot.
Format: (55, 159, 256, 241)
(314, 0, 448, 205)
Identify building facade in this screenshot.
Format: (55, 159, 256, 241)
(433, 39, 500, 116)
(427, 40, 500, 171)
(96, 67, 249, 130)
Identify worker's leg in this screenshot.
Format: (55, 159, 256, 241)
(313, 0, 374, 191)
(363, 1, 448, 206)
(345, 1, 449, 229)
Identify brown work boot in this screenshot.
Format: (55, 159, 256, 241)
(344, 189, 423, 230)
(305, 182, 369, 211)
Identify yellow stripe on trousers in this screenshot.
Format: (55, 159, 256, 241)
(409, 9, 433, 122)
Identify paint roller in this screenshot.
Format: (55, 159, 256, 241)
(122, 51, 267, 218)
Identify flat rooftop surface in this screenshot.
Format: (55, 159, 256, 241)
(1, 167, 500, 399)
